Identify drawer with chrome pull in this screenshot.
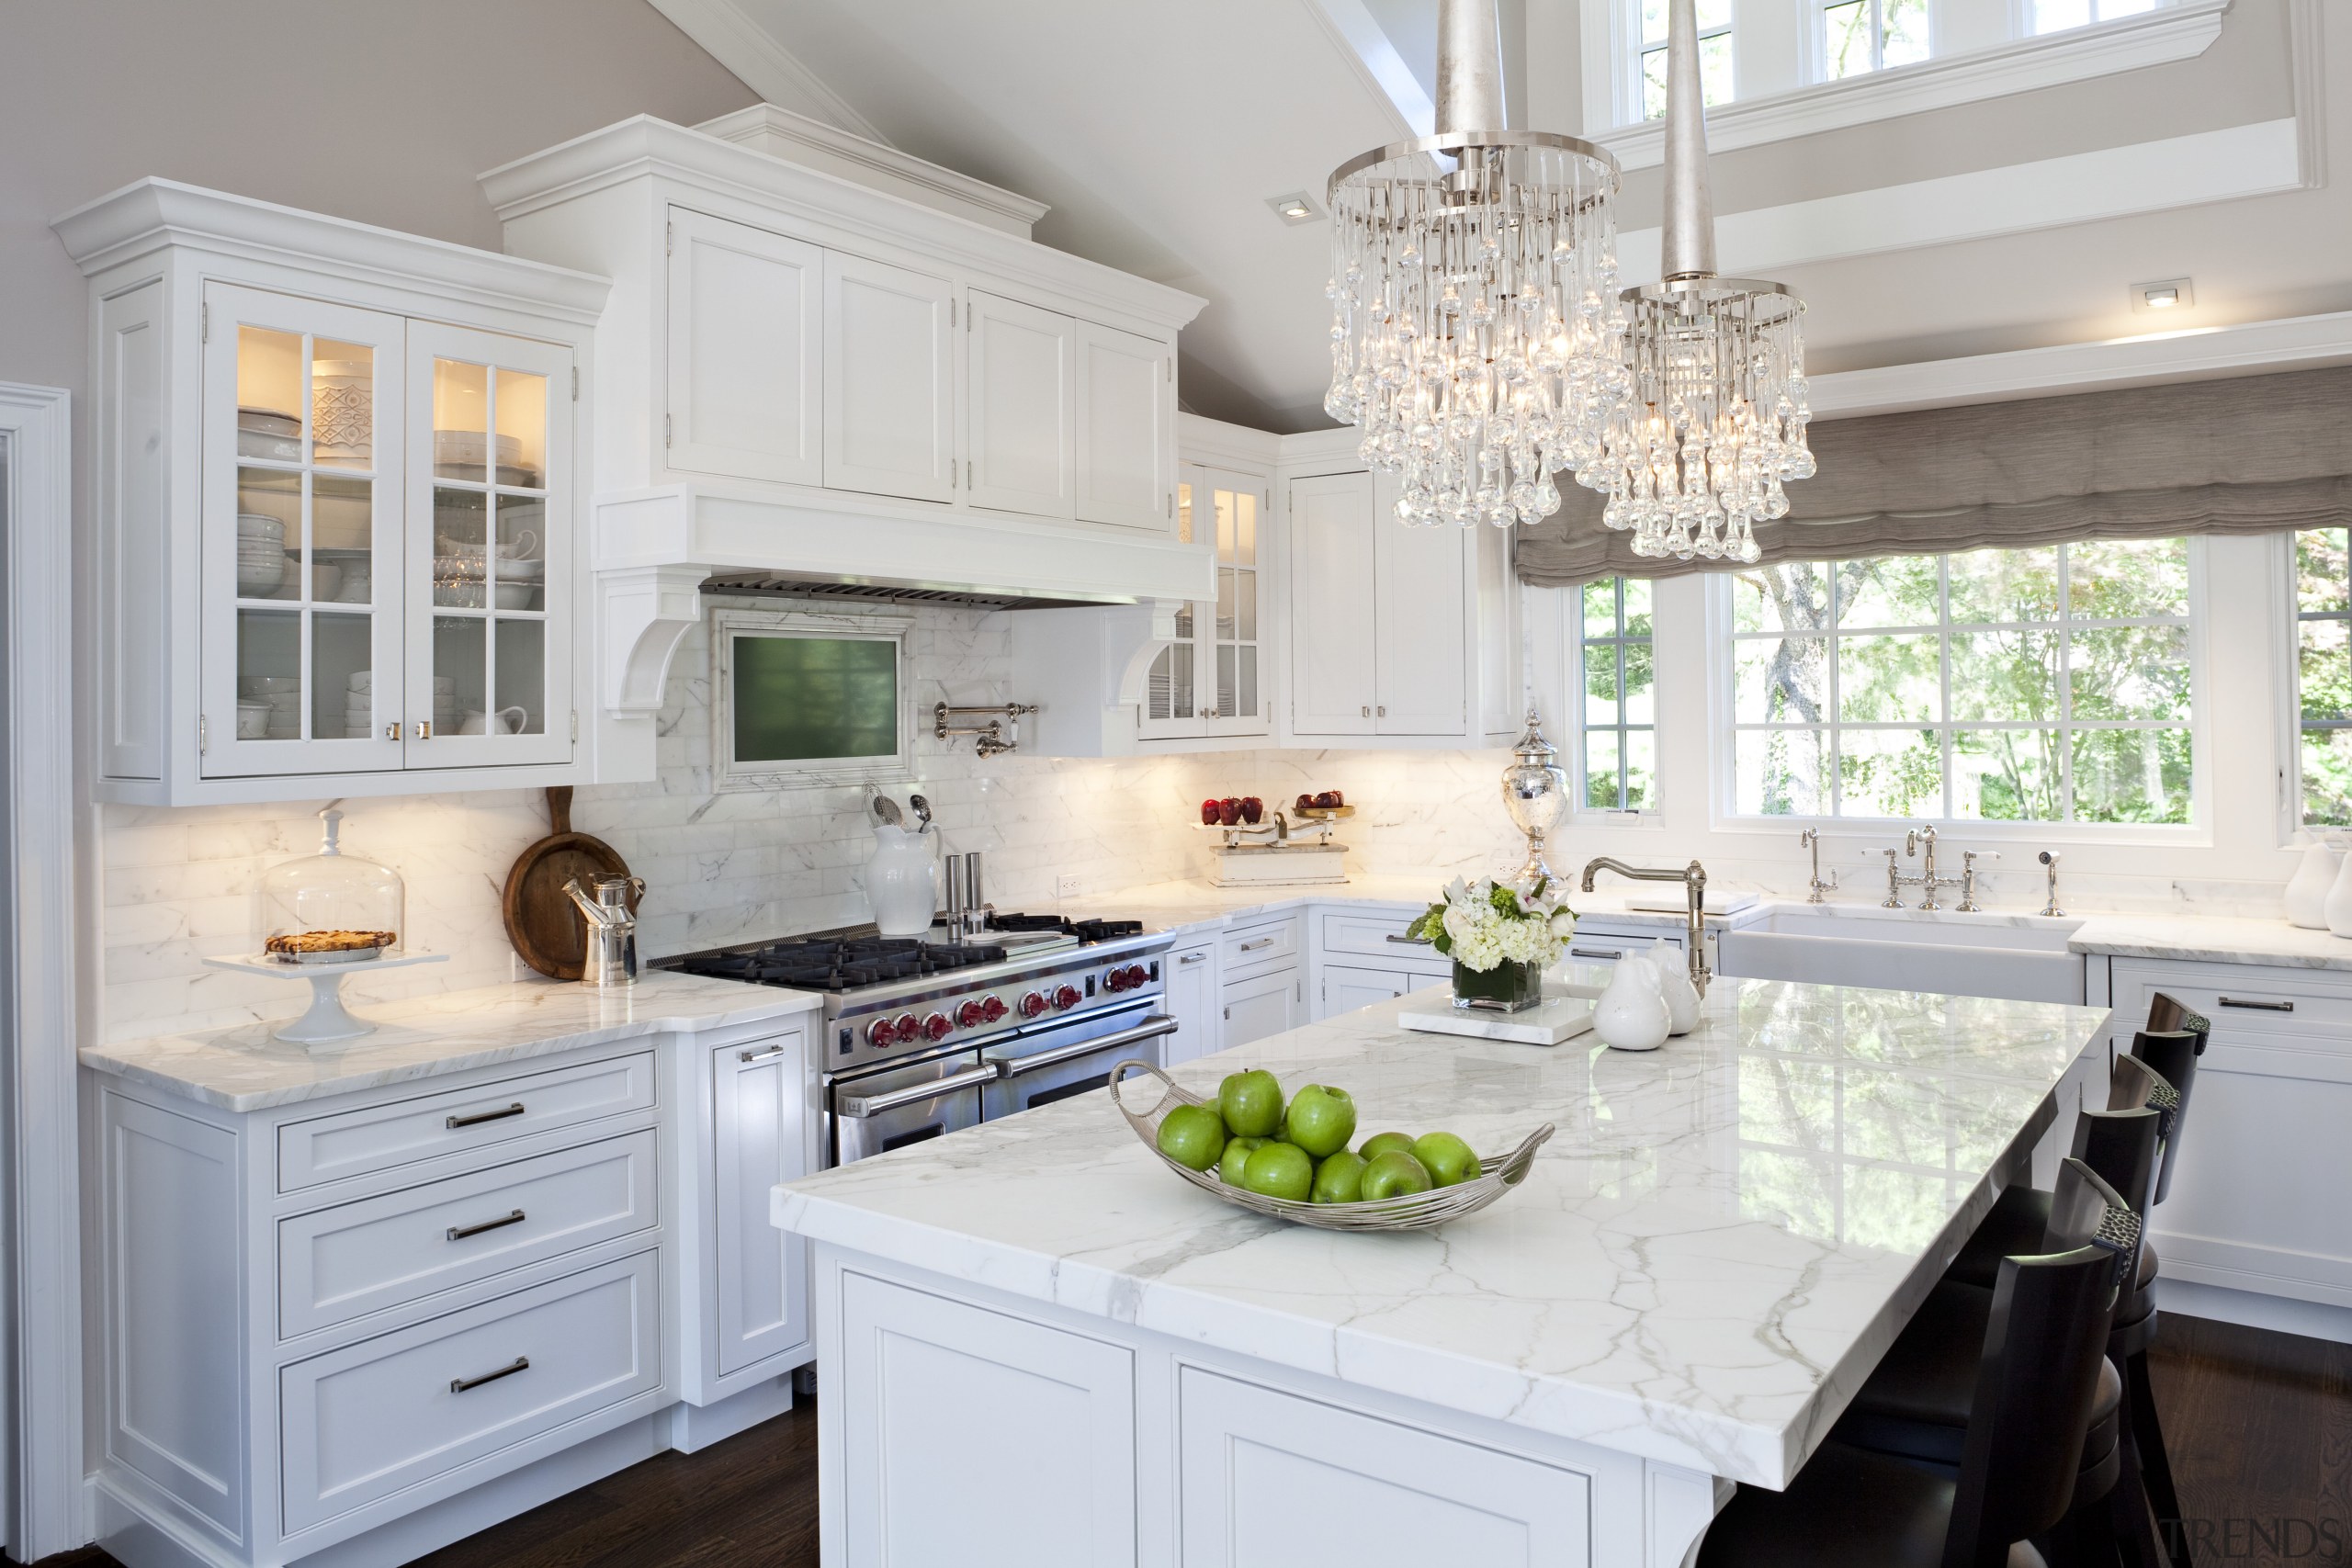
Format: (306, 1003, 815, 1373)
(1220, 916, 1300, 981)
(277, 1052, 657, 1192)
(277, 1131, 659, 1337)
(1317, 909, 1440, 960)
(277, 1251, 661, 1535)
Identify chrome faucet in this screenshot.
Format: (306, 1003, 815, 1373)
(1903, 825, 1967, 911)
(2038, 850, 2064, 918)
(1798, 829, 1838, 904)
(1581, 857, 1711, 995)
(1955, 850, 2000, 913)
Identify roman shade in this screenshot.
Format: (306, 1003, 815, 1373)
(1515, 364, 2352, 583)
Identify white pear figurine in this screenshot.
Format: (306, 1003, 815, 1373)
(2324, 846, 2352, 940)
(1650, 937, 1702, 1035)
(1593, 954, 1672, 1053)
(2286, 837, 2340, 930)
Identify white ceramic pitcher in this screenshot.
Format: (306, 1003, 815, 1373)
(860, 824, 939, 937)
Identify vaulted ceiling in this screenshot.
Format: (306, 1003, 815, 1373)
(655, 0, 2349, 432)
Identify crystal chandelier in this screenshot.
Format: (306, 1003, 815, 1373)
(1578, 0, 1815, 564)
(1324, 0, 1628, 529)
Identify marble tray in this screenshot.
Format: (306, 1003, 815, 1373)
(1399, 995, 1596, 1044)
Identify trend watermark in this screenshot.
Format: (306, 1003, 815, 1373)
(2161, 1517, 2349, 1562)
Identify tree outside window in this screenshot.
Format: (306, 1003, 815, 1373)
(2030, 0, 2159, 37)
(1579, 578, 1657, 811)
(2296, 528, 2352, 828)
(1639, 0, 1736, 118)
(1819, 0, 1930, 79)
(1729, 542, 2195, 823)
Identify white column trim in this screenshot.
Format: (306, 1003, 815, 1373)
(0, 379, 84, 1559)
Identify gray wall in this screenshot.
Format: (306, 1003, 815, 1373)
(0, 0, 758, 398)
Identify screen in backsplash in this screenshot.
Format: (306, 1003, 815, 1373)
(712, 605, 911, 790)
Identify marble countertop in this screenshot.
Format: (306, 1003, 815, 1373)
(774, 976, 2109, 1489)
(80, 971, 820, 1112)
(1078, 875, 1698, 942)
(2064, 911, 2352, 970)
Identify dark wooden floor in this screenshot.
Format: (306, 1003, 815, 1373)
(37, 1313, 2348, 1568)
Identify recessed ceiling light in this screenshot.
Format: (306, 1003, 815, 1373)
(2131, 276, 2194, 314)
(1267, 192, 1322, 226)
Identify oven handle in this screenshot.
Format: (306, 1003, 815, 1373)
(991, 1016, 1178, 1080)
(837, 1063, 1001, 1119)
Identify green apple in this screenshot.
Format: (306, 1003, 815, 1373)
(1311, 1151, 1367, 1204)
(1359, 1149, 1434, 1201)
(1283, 1084, 1358, 1158)
(1411, 1131, 1481, 1187)
(1240, 1141, 1314, 1202)
(1156, 1104, 1227, 1171)
(1358, 1131, 1418, 1163)
(1218, 1069, 1284, 1138)
(1218, 1135, 1268, 1186)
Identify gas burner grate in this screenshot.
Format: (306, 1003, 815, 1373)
(669, 938, 1010, 993)
(989, 914, 1146, 943)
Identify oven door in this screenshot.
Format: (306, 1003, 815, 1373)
(980, 1004, 1179, 1121)
(827, 1048, 993, 1167)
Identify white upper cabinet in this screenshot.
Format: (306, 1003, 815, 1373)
(1373, 491, 1469, 736)
(1288, 471, 1380, 737)
(822, 252, 956, 504)
(664, 209, 820, 485)
(57, 179, 606, 806)
(1076, 321, 1176, 530)
(966, 291, 1076, 518)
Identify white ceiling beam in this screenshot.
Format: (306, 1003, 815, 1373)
(646, 0, 895, 146)
(1300, 0, 1434, 138)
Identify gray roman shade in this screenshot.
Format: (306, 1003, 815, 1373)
(1515, 364, 2352, 584)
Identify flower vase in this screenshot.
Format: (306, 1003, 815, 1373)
(1453, 958, 1543, 1013)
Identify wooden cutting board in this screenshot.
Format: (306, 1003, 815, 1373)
(503, 787, 639, 981)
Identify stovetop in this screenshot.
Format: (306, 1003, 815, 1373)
(665, 937, 1012, 994)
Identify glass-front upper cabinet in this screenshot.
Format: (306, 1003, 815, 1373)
(1140, 465, 1269, 741)
(200, 285, 407, 778)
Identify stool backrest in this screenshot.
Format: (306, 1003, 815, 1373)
(2070, 1097, 2161, 1224)
(1943, 1244, 2121, 1568)
(2144, 991, 2209, 1051)
(2040, 1156, 2142, 1295)
(2131, 1029, 2200, 1206)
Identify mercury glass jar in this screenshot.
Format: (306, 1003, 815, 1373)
(258, 806, 404, 963)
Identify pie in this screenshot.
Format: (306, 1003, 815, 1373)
(265, 930, 395, 957)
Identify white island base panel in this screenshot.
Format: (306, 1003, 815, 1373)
(779, 980, 2109, 1567)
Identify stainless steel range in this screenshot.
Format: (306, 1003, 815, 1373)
(656, 919, 1175, 1168)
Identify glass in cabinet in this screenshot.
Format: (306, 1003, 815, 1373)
(1140, 466, 1267, 739)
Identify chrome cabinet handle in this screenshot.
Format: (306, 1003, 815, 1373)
(1385, 932, 1432, 945)
(1361, 705, 1370, 717)
(385, 722, 401, 740)
(416, 718, 433, 739)
(739, 1044, 790, 1063)
(446, 1102, 525, 1130)
(447, 1209, 526, 1241)
(838, 1063, 1001, 1118)
(991, 1016, 1178, 1079)
(450, 1356, 529, 1393)
(1177, 952, 1208, 965)
(1568, 947, 1619, 960)
(2217, 997, 2293, 1012)
(1238, 936, 1277, 952)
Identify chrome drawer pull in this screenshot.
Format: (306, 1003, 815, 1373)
(739, 1045, 790, 1064)
(1568, 947, 1619, 960)
(450, 1356, 529, 1393)
(1385, 933, 1433, 945)
(446, 1102, 525, 1130)
(446, 1209, 526, 1242)
(1178, 952, 1208, 965)
(1238, 937, 1278, 953)
(2217, 997, 2294, 1012)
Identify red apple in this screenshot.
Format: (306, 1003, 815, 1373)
(1328, 789, 1344, 807)
(1240, 796, 1263, 824)
(1218, 797, 1243, 826)
(1295, 794, 1316, 812)
(1200, 798, 1222, 825)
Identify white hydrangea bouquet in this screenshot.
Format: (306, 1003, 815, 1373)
(1408, 876, 1575, 1012)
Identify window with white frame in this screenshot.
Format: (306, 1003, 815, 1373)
(1633, 0, 1736, 119)
(2030, 0, 2162, 36)
(1726, 542, 2196, 823)
(2294, 527, 2352, 828)
(1818, 0, 1930, 79)
(1577, 577, 1657, 811)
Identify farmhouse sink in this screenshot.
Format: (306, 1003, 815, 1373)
(1714, 905, 2088, 1004)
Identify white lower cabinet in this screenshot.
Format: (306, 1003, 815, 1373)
(1320, 964, 1421, 1018)
(1177, 1368, 1592, 1567)
(702, 1029, 813, 1382)
(1313, 907, 1446, 1020)
(836, 1269, 1136, 1567)
(1163, 938, 1222, 1066)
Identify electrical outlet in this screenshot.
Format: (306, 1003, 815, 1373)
(1056, 874, 1082, 899)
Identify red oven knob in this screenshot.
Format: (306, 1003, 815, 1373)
(1052, 985, 1081, 1011)
(1104, 967, 1131, 993)
(865, 1016, 898, 1047)
(982, 995, 1008, 1022)
(956, 999, 988, 1029)
(891, 1013, 919, 1043)
(921, 1012, 952, 1042)
(1018, 991, 1049, 1020)
(1123, 964, 1149, 989)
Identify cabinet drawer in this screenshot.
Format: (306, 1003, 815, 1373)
(1317, 908, 1437, 961)
(279, 1253, 661, 1535)
(1222, 917, 1300, 980)
(278, 1132, 659, 1338)
(277, 1054, 656, 1192)
(2109, 958, 2352, 1043)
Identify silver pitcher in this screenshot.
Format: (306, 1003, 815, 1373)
(562, 874, 647, 988)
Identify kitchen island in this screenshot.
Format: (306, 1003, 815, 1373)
(774, 975, 2109, 1568)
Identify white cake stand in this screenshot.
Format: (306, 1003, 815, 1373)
(202, 951, 449, 1046)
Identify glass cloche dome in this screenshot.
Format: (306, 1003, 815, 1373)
(259, 806, 404, 963)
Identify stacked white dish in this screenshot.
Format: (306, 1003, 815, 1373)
(241, 675, 302, 739)
(346, 672, 458, 736)
(433, 430, 538, 487)
(237, 407, 301, 464)
(237, 514, 287, 596)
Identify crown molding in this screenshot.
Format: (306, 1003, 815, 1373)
(645, 0, 893, 146)
(1178, 412, 1284, 472)
(693, 103, 1049, 237)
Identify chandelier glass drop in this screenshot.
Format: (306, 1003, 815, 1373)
(1577, 0, 1815, 564)
(1325, 0, 1628, 529)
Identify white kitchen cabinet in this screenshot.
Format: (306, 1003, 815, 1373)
(1162, 938, 1223, 1066)
(1141, 465, 1273, 741)
(663, 207, 821, 485)
(1288, 471, 1380, 736)
(966, 290, 1076, 517)
(1222, 969, 1302, 1051)
(1322, 964, 1418, 1018)
(822, 251, 956, 504)
(59, 179, 605, 805)
(1312, 907, 1446, 1020)
(1076, 320, 1176, 530)
(1373, 495, 1469, 734)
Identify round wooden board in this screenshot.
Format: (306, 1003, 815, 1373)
(503, 787, 641, 981)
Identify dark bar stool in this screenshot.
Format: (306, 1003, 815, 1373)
(1696, 1211, 2131, 1568)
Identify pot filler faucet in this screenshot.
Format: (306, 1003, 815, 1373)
(1579, 858, 1712, 996)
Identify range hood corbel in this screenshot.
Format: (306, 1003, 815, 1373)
(1001, 602, 1182, 757)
